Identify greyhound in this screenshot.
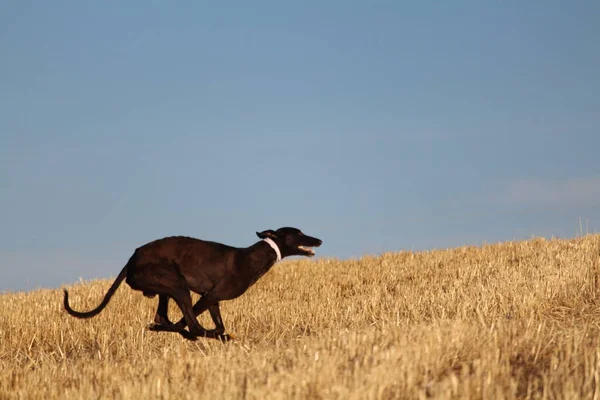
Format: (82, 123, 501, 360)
(63, 227, 322, 341)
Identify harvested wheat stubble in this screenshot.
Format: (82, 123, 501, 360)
(2, 234, 600, 399)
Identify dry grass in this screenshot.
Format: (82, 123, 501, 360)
(2, 234, 600, 399)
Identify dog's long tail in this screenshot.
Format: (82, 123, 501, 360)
(63, 261, 130, 319)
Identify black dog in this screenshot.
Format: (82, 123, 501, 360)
(63, 227, 322, 341)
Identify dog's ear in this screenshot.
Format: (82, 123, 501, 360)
(256, 230, 277, 239)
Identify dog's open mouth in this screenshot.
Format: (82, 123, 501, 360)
(298, 246, 316, 256)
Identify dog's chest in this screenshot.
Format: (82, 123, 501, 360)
(239, 253, 275, 288)
(248, 267, 269, 286)
(215, 265, 270, 300)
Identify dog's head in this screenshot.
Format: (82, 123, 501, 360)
(256, 227, 322, 258)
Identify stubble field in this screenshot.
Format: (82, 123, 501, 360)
(2, 234, 600, 399)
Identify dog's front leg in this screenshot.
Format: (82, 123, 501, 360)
(166, 295, 212, 331)
(208, 303, 225, 335)
(170, 297, 232, 341)
(207, 302, 234, 341)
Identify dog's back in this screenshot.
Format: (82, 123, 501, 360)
(134, 236, 235, 262)
(130, 236, 239, 291)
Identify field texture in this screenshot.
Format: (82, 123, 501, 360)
(2, 234, 600, 399)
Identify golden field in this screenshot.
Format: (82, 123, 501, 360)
(2, 234, 600, 399)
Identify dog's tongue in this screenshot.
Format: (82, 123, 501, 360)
(299, 246, 315, 255)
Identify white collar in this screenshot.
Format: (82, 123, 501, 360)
(262, 237, 282, 262)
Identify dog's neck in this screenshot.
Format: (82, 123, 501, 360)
(262, 238, 282, 262)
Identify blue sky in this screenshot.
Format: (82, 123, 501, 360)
(1, 1, 599, 292)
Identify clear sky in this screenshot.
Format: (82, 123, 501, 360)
(1, 2, 599, 292)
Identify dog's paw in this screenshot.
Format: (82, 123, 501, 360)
(179, 329, 199, 341)
(146, 323, 171, 332)
(218, 333, 235, 343)
(146, 323, 161, 331)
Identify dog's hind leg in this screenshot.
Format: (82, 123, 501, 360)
(168, 297, 231, 341)
(169, 290, 210, 340)
(130, 263, 209, 340)
(146, 295, 173, 329)
(150, 294, 210, 332)
(168, 295, 211, 330)
(156, 294, 172, 324)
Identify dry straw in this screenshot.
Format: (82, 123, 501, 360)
(2, 234, 600, 399)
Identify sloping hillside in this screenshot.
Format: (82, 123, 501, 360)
(2, 235, 600, 399)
